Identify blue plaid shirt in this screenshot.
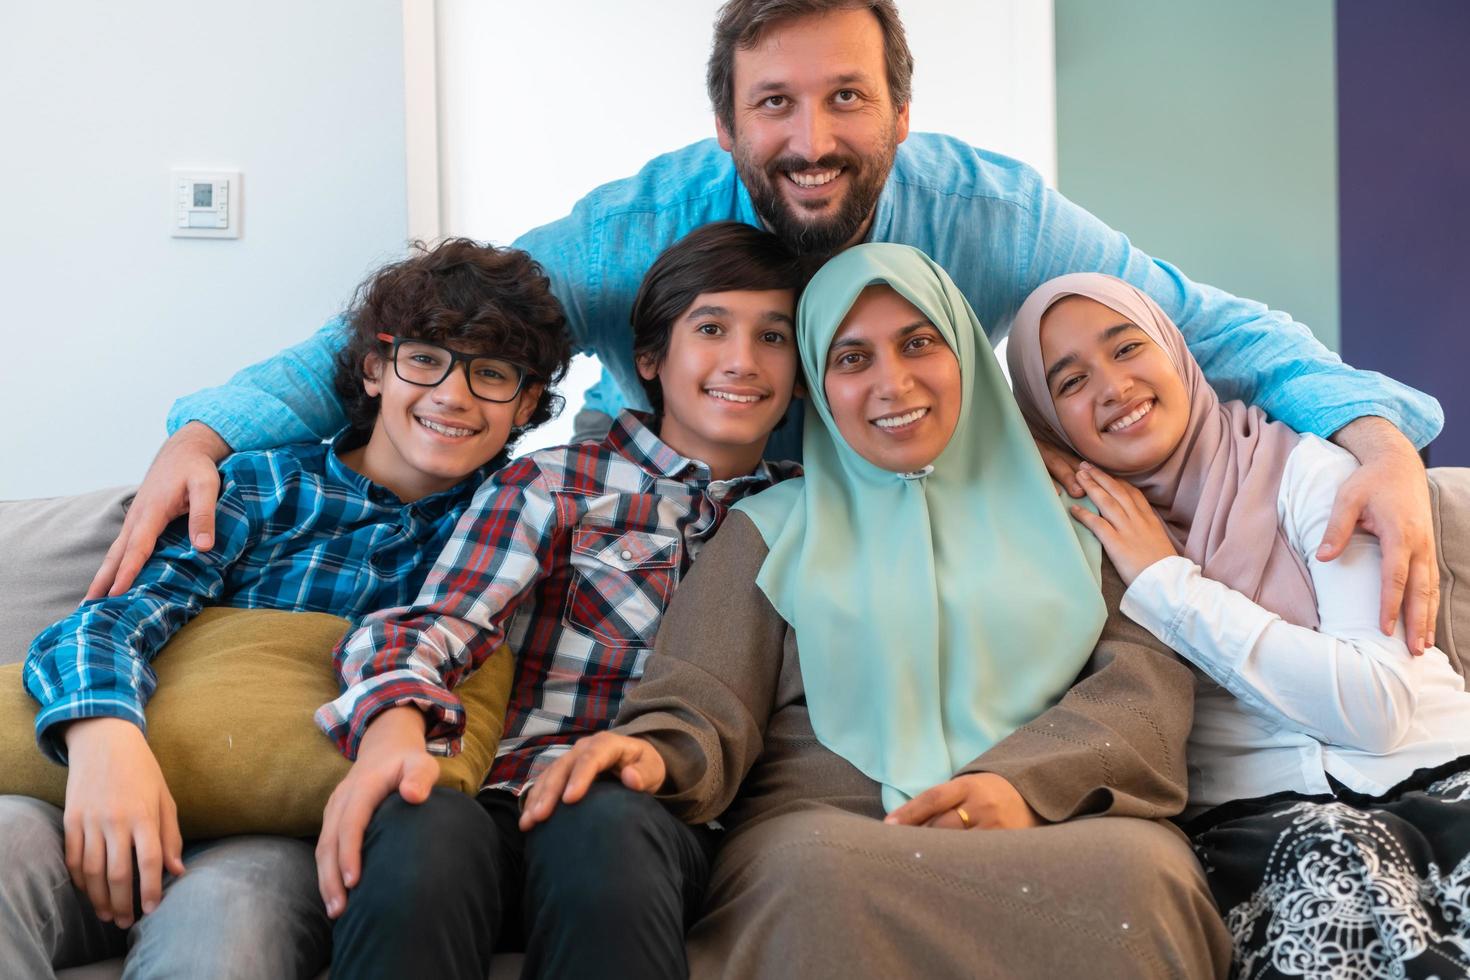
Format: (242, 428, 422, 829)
(25, 430, 493, 762)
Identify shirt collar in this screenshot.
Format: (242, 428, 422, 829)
(743, 457, 796, 486)
(866, 163, 897, 243)
(733, 172, 762, 229)
(605, 411, 796, 489)
(325, 427, 374, 496)
(606, 411, 697, 480)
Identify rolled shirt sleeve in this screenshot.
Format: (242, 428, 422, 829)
(1016, 174, 1443, 448)
(166, 196, 617, 453)
(24, 468, 263, 762)
(165, 136, 1443, 461)
(166, 318, 351, 450)
(316, 461, 560, 759)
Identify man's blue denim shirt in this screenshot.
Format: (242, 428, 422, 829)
(169, 134, 1442, 462)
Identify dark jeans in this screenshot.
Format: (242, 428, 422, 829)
(331, 782, 716, 980)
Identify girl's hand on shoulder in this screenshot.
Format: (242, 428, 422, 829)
(1069, 464, 1177, 585)
(1034, 437, 1085, 498)
(884, 773, 1042, 831)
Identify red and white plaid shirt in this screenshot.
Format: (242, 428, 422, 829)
(316, 411, 797, 793)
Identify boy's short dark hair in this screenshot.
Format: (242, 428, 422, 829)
(630, 222, 806, 416)
(334, 238, 572, 446)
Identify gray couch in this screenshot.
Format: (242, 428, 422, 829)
(4, 470, 1469, 978)
(0, 487, 523, 979)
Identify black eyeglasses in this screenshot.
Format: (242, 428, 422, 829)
(377, 333, 536, 403)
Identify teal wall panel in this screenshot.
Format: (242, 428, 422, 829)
(1055, 0, 1340, 350)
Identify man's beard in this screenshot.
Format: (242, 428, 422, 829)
(734, 126, 898, 258)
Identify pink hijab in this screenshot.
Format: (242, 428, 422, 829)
(1006, 273, 1319, 629)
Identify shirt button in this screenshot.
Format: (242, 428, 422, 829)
(620, 549, 633, 561)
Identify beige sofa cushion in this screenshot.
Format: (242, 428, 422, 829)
(1429, 467, 1470, 678)
(0, 486, 134, 668)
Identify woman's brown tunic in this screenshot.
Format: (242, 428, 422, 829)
(615, 512, 1232, 979)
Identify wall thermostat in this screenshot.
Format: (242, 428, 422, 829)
(172, 170, 241, 239)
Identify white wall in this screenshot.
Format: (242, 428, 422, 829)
(0, 1, 1053, 497)
(436, 0, 1055, 451)
(0, 1, 410, 499)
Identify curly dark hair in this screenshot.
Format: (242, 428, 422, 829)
(334, 238, 571, 454)
(630, 222, 808, 417)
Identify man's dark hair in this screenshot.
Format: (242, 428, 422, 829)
(631, 222, 806, 416)
(334, 238, 571, 452)
(707, 0, 914, 133)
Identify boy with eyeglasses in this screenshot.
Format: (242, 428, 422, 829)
(1, 238, 570, 978)
(313, 222, 806, 980)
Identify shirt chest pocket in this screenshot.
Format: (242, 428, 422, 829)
(562, 527, 681, 648)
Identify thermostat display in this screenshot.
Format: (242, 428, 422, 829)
(172, 170, 240, 239)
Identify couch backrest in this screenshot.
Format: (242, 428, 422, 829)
(0, 486, 134, 667)
(0, 472, 1466, 676)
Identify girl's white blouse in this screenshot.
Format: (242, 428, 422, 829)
(1120, 433, 1470, 815)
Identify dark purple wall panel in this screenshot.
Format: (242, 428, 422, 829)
(1336, 0, 1470, 466)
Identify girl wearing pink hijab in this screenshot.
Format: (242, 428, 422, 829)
(1008, 272, 1470, 979)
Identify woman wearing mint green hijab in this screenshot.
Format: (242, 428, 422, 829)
(522, 244, 1231, 979)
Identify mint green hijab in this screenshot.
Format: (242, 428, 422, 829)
(735, 244, 1107, 812)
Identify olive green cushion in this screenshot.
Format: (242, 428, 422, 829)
(0, 607, 513, 838)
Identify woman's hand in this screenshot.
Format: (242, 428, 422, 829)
(884, 773, 1042, 831)
(1068, 464, 1177, 586)
(518, 732, 666, 832)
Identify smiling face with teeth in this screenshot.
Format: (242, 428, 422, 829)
(637, 288, 799, 481)
(717, 7, 909, 257)
(1039, 295, 1189, 476)
(346, 347, 542, 503)
(823, 284, 962, 473)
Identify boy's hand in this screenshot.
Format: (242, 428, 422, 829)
(87, 422, 231, 600)
(63, 718, 186, 929)
(518, 732, 666, 832)
(884, 773, 1042, 831)
(315, 706, 435, 919)
(1068, 464, 1178, 585)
